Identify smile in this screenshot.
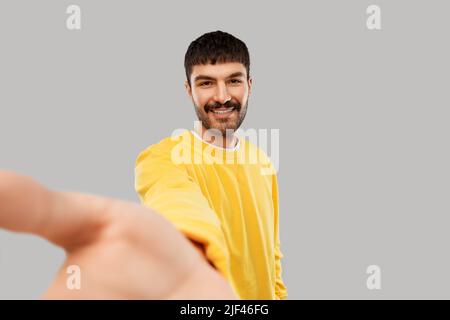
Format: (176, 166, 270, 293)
(210, 106, 235, 114)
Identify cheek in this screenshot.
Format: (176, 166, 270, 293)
(192, 91, 211, 109)
(231, 87, 248, 103)
(234, 94, 248, 107)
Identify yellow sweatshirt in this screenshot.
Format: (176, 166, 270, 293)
(134, 130, 287, 300)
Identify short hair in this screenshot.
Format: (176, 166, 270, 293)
(184, 30, 250, 86)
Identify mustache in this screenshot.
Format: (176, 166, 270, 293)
(204, 100, 241, 113)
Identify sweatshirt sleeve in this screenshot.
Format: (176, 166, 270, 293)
(134, 142, 231, 281)
(272, 173, 288, 300)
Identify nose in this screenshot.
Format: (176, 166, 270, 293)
(213, 82, 231, 105)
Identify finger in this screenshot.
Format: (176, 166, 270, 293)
(0, 170, 113, 249)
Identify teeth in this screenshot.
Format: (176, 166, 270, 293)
(211, 107, 234, 114)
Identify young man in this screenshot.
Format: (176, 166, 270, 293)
(0, 31, 286, 300)
(135, 31, 287, 300)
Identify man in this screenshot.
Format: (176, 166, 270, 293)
(135, 31, 287, 299)
(0, 31, 286, 300)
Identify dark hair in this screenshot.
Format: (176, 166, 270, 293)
(184, 30, 250, 86)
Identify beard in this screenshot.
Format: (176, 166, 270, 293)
(193, 98, 248, 136)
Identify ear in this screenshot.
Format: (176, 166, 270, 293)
(184, 80, 192, 98)
(247, 77, 253, 96)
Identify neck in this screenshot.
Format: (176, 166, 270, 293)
(195, 125, 237, 149)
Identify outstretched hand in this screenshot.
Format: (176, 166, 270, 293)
(0, 170, 236, 299)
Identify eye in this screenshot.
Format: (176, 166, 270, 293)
(199, 81, 212, 87)
(229, 79, 242, 84)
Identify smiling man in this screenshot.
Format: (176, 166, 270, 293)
(135, 31, 287, 299)
(188, 60, 249, 148)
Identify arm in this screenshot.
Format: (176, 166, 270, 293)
(135, 143, 233, 283)
(0, 170, 236, 299)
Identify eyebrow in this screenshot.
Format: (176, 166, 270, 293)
(194, 72, 245, 82)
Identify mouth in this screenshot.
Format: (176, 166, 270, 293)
(210, 106, 236, 115)
(209, 106, 237, 120)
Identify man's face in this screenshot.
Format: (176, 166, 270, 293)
(185, 62, 252, 136)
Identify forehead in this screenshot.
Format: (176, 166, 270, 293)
(191, 62, 247, 81)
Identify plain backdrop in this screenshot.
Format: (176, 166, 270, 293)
(0, 0, 449, 299)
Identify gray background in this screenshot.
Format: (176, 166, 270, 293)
(0, 0, 449, 299)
